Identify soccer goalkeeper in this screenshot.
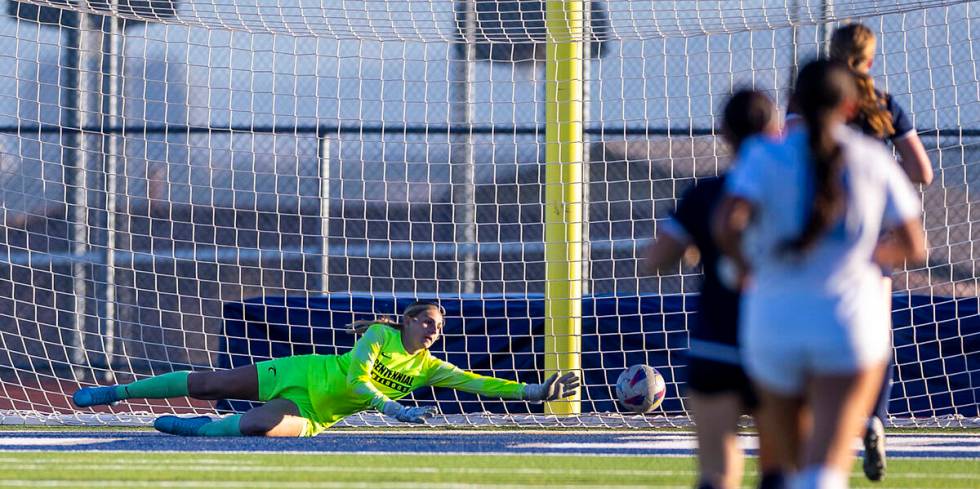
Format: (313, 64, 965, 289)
(72, 302, 580, 437)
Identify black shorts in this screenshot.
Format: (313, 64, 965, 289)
(686, 356, 758, 410)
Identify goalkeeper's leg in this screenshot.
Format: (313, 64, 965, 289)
(73, 366, 260, 408)
(238, 398, 310, 436)
(155, 399, 309, 437)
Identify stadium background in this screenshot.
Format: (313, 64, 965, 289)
(0, 0, 976, 424)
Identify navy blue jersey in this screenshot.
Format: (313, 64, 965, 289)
(666, 176, 741, 363)
(855, 90, 915, 142)
(851, 91, 916, 277)
(788, 89, 914, 142)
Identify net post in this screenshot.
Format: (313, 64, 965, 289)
(318, 131, 331, 294)
(68, 12, 115, 382)
(102, 11, 125, 382)
(818, 0, 836, 55)
(544, 0, 583, 416)
(451, 0, 477, 294)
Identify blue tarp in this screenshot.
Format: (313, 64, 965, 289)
(220, 293, 979, 418)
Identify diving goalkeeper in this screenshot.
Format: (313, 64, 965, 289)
(72, 302, 580, 437)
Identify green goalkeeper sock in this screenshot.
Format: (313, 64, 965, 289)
(116, 371, 190, 399)
(197, 414, 243, 437)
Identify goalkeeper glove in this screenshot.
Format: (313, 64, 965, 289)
(523, 371, 581, 402)
(381, 401, 437, 424)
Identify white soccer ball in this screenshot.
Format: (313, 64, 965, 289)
(615, 364, 667, 414)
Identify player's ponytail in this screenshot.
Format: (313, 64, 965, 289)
(830, 23, 895, 139)
(783, 59, 856, 254)
(347, 316, 401, 334)
(347, 301, 445, 334)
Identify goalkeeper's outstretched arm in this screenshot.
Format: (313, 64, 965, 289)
(425, 358, 580, 403)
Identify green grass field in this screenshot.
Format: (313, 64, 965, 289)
(0, 452, 976, 489)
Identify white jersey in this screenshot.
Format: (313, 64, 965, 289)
(726, 125, 921, 393)
(728, 126, 920, 296)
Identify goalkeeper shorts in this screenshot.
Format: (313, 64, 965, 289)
(256, 354, 331, 437)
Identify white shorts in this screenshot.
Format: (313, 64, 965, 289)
(740, 287, 891, 395)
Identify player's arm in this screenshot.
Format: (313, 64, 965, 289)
(713, 141, 769, 282)
(874, 218, 925, 267)
(892, 133, 932, 186)
(645, 190, 696, 273)
(712, 195, 754, 283)
(875, 153, 927, 266)
(889, 95, 933, 186)
(425, 357, 579, 402)
(347, 325, 434, 423)
(645, 233, 690, 274)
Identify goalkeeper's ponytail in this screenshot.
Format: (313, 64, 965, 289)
(347, 316, 400, 334)
(347, 301, 445, 334)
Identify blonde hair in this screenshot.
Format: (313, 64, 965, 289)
(347, 301, 445, 334)
(829, 23, 895, 139)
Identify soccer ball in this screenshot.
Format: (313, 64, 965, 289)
(615, 364, 666, 414)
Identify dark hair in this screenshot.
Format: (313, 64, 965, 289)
(722, 89, 777, 153)
(783, 59, 857, 254)
(830, 23, 895, 139)
(347, 301, 445, 334)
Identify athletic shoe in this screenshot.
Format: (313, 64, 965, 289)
(863, 416, 886, 481)
(71, 385, 122, 408)
(153, 415, 213, 436)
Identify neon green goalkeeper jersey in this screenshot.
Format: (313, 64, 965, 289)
(308, 323, 526, 426)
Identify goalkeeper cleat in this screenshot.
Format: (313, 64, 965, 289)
(71, 385, 122, 408)
(863, 416, 886, 482)
(154, 415, 213, 436)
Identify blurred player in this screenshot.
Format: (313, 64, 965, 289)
(714, 60, 926, 488)
(829, 23, 933, 185)
(827, 23, 933, 481)
(646, 89, 784, 489)
(73, 301, 579, 437)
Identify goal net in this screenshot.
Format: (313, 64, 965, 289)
(0, 0, 977, 427)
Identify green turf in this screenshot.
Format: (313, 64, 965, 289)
(0, 452, 975, 489)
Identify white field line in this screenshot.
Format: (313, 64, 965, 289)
(325, 430, 979, 437)
(0, 448, 976, 459)
(0, 432, 977, 459)
(0, 458, 258, 467)
(48, 429, 974, 437)
(0, 457, 253, 466)
(2, 430, 977, 436)
(0, 438, 116, 446)
(0, 448, 691, 458)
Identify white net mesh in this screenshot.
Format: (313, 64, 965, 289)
(9, 1, 973, 39)
(0, 0, 977, 427)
